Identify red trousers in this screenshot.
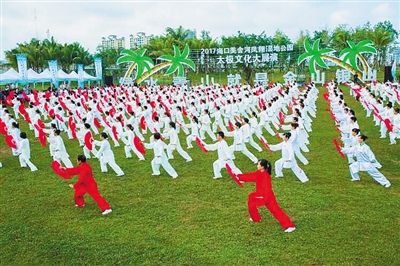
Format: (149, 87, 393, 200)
(74, 184, 110, 211)
(248, 192, 295, 229)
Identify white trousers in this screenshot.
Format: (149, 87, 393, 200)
(19, 155, 38, 171)
(100, 154, 124, 176)
(124, 144, 145, 160)
(213, 159, 242, 178)
(274, 159, 309, 183)
(151, 157, 178, 178)
(167, 142, 192, 161)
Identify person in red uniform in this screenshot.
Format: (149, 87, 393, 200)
(237, 159, 296, 233)
(65, 155, 112, 215)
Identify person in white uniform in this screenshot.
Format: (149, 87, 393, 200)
(16, 132, 38, 172)
(225, 122, 258, 164)
(163, 122, 192, 162)
(269, 132, 309, 183)
(53, 129, 73, 167)
(203, 131, 242, 179)
(186, 116, 200, 149)
(93, 132, 125, 177)
(199, 109, 217, 141)
(144, 132, 178, 179)
(121, 124, 145, 160)
(342, 135, 391, 187)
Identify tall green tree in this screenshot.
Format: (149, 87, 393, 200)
(165, 26, 191, 48)
(371, 21, 398, 68)
(331, 24, 353, 53)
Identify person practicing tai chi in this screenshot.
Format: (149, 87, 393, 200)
(64, 155, 112, 215)
(163, 122, 192, 162)
(53, 129, 73, 168)
(16, 131, 38, 172)
(144, 132, 178, 179)
(269, 132, 309, 183)
(341, 135, 391, 187)
(203, 131, 242, 179)
(93, 132, 125, 177)
(237, 159, 296, 233)
(121, 124, 145, 161)
(225, 122, 258, 164)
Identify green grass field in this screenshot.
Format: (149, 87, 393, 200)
(0, 84, 399, 265)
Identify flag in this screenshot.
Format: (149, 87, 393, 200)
(48, 60, 59, 88)
(391, 57, 397, 81)
(78, 64, 84, 89)
(94, 57, 102, 80)
(16, 54, 28, 85)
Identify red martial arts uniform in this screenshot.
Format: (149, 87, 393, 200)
(66, 162, 111, 211)
(238, 170, 295, 229)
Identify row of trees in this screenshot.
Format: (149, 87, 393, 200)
(4, 37, 93, 72)
(3, 21, 398, 84)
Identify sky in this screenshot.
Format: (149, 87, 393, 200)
(1, 0, 399, 59)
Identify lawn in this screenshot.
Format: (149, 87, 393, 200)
(0, 83, 399, 265)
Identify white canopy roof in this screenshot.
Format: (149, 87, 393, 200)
(0, 68, 21, 84)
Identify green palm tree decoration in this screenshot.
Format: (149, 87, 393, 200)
(158, 44, 196, 76)
(297, 38, 335, 75)
(340, 40, 377, 72)
(117, 48, 154, 80)
(135, 44, 196, 84)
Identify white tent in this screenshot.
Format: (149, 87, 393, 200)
(57, 69, 72, 82)
(1, 68, 101, 85)
(83, 71, 99, 81)
(0, 68, 21, 84)
(37, 69, 53, 82)
(68, 71, 79, 80)
(27, 68, 53, 83)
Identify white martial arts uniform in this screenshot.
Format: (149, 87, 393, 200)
(204, 138, 242, 179)
(342, 142, 391, 187)
(94, 139, 124, 176)
(53, 135, 73, 167)
(269, 140, 309, 183)
(144, 139, 178, 178)
(16, 138, 38, 171)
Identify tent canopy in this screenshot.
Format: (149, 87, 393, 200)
(1, 68, 101, 85)
(0, 68, 21, 84)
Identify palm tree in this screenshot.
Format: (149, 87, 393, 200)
(339, 40, 376, 73)
(136, 44, 196, 84)
(165, 26, 191, 47)
(117, 48, 154, 81)
(371, 27, 394, 68)
(42, 37, 62, 62)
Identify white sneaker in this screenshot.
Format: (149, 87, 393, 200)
(213, 176, 222, 179)
(284, 227, 296, 233)
(151, 173, 160, 176)
(117, 173, 124, 177)
(187, 146, 193, 149)
(102, 209, 112, 215)
(186, 158, 193, 162)
(384, 183, 391, 188)
(172, 175, 178, 179)
(350, 178, 359, 182)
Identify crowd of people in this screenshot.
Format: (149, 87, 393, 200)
(0, 79, 396, 231)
